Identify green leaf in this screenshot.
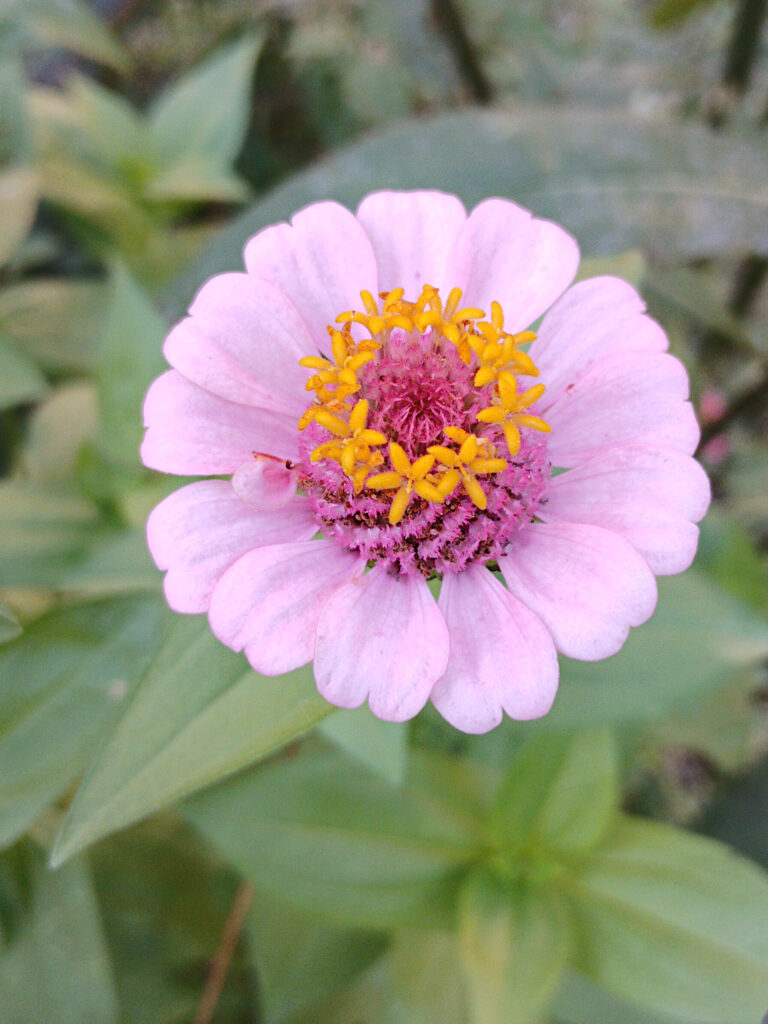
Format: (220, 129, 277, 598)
(0, 335, 47, 410)
(0, 167, 38, 269)
(491, 729, 619, 859)
(146, 157, 249, 203)
(549, 570, 768, 727)
(148, 34, 263, 170)
(0, 601, 21, 645)
(20, 382, 98, 485)
(97, 261, 167, 469)
(0, 595, 167, 849)
(184, 741, 480, 928)
(92, 816, 257, 1024)
(0, 481, 99, 588)
(0, 278, 108, 374)
(568, 816, 768, 1023)
(458, 871, 571, 1024)
(320, 706, 409, 786)
(0, 850, 119, 1024)
(0, 60, 32, 163)
(67, 74, 149, 174)
(247, 890, 386, 1024)
(167, 107, 768, 316)
(52, 617, 332, 865)
(696, 510, 768, 614)
(21, 0, 129, 71)
(553, 971, 684, 1024)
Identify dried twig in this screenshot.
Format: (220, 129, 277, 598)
(192, 880, 255, 1024)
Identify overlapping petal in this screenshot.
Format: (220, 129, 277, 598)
(164, 273, 316, 416)
(244, 200, 378, 350)
(147, 481, 317, 614)
(444, 197, 579, 332)
(544, 351, 700, 467)
(208, 539, 365, 676)
(500, 522, 658, 661)
(314, 566, 449, 722)
(356, 190, 467, 298)
(141, 370, 299, 474)
(432, 566, 559, 733)
(540, 443, 711, 575)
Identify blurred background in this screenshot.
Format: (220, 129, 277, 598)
(1, 1, 768, 1022)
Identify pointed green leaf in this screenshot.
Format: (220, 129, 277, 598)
(146, 157, 249, 203)
(53, 617, 332, 865)
(22, 0, 129, 71)
(491, 729, 619, 858)
(458, 870, 571, 1024)
(0, 595, 167, 850)
(0, 601, 21, 645)
(185, 742, 480, 928)
(149, 34, 263, 169)
(0, 851, 119, 1024)
(0, 167, 38, 268)
(568, 816, 768, 1023)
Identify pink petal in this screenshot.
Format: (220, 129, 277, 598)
(541, 443, 711, 575)
(530, 276, 668, 400)
(208, 539, 364, 676)
(444, 198, 579, 332)
(164, 273, 316, 416)
(431, 566, 559, 733)
(356, 190, 467, 298)
(147, 481, 317, 614)
(499, 522, 658, 661)
(314, 566, 449, 722)
(231, 457, 299, 510)
(141, 370, 299, 474)
(543, 351, 701, 467)
(243, 201, 378, 349)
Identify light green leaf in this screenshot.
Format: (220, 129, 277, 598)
(458, 870, 571, 1024)
(149, 34, 263, 169)
(247, 890, 386, 1024)
(146, 157, 249, 203)
(0, 334, 48, 410)
(167, 107, 768, 316)
(491, 730, 619, 858)
(67, 74, 149, 174)
(184, 741, 480, 928)
(0, 278, 108, 374)
(0, 851, 119, 1024)
(0, 481, 99, 588)
(568, 816, 768, 1023)
(0, 166, 38, 268)
(320, 706, 409, 786)
(0, 60, 32, 163)
(575, 250, 645, 288)
(0, 595, 167, 850)
(97, 261, 167, 469)
(56, 529, 160, 596)
(20, 382, 98, 485)
(696, 510, 768, 614)
(52, 617, 332, 865)
(549, 570, 768, 727)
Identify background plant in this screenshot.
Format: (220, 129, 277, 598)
(1, 0, 768, 1021)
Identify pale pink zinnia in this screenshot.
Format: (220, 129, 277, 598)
(141, 190, 710, 733)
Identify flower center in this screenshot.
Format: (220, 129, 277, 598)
(295, 285, 552, 577)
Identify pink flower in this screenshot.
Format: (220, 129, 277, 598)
(141, 191, 710, 734)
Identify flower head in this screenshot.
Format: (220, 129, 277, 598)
(142, 191, 710, 733)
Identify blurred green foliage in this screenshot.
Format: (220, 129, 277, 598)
(1, 0, 768, 1022)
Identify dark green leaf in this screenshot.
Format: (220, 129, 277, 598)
(0, 849, 119, 1024)
(167, 108, 768, 317)
(320, 706, 409, 785)
(247, 889, 386, 1024)
(568, 816, 768, 1023)
(0, 595, 167, 849)
(185, 742, 480, 928)
(0, 335, 47, 410)
(52, 617, 332, 864)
